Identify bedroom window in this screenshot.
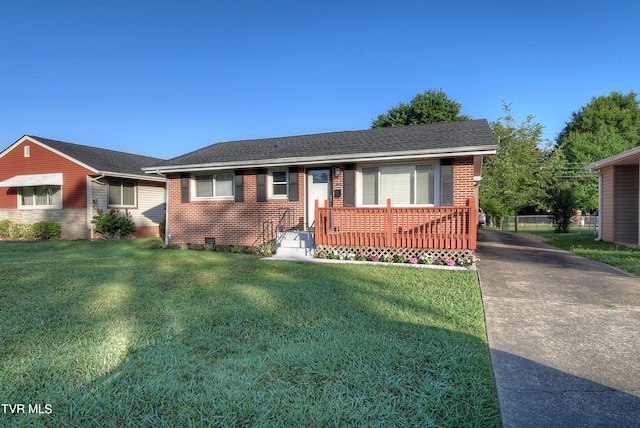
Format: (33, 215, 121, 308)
(108, 180, 136, 207)
(270, 170, 288, 198)
(193, 173, 234, 199)
(362, 164, 435, 205)
(20, 185, 62, 207)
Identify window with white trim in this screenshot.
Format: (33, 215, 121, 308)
(108, 180, 136, 207)
(193, 173, 234, 199)
(270, 170, 288, 198)
(20, 185, 62, 208)
(362, 164, 436, 205)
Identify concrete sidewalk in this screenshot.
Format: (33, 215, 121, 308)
(476, 230, 640, 427)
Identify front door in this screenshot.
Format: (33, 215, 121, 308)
(307, 169, 331, 229)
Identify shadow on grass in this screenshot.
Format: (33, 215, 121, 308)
(1, 242, 498, 426)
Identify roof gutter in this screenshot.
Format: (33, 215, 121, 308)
(586, 146, 640, 171)
(144, 145, 498, 174)
(99, 170, 166, 182)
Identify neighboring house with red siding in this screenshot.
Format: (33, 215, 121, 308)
(0, 135, 166, 240)
(144, 120, 497, 255)
(587, 146, 640, 247)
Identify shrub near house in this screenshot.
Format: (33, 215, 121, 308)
(0, 219, 60, 240)
(91, 209, 136, 239)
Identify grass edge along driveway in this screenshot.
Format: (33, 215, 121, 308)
(0, 238, 499, 427)
(517, 229, 640, 277)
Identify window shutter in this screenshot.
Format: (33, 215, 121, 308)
(440, 159, 454, 206)
(234, 170, 244, 202)
(256, 169, 267, 202)
(288, 167, 299, 201)
(343, 164, 355, 207)
(180, 174, 190, 203)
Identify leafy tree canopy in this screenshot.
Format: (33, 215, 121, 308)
(555, 91, 640, 210)
(557, 90, 640, 162)
(480, 103, 552, 226)
(371, 89, 471, 128)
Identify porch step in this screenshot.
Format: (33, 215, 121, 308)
(275, 231, 315, 258)
(273, 246, 316, 258)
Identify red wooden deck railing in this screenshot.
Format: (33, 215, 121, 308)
(314, 198, 478, 249)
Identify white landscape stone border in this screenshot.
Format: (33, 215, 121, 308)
(262, 255, 476, 271)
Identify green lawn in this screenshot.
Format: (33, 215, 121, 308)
(0, 238, 499, 427)
(519, 229, 640, 276)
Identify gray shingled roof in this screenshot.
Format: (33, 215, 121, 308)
(28, 136, 165, 177)
(154, 119, 496, 170)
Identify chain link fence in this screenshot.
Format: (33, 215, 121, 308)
(494, 214, 598, 234)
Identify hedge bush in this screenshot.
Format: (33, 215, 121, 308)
(33, 222, 62, 240)
(0, 220, 60, 240)
(0, 219, 10, 238)
(91, 209, 135, 239)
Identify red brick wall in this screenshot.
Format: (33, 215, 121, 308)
(453, 157, 476, 207)
(167, 169, 306, 247)
(330, 166, 343, 208)
(168, 159, 477, 247)
(91, 225, 160, 240)
(0, 138, 93, 209)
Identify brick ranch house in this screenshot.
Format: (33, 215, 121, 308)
(145, 120, 497, 257)
(587, 145, 640, 247)
(0, 135, 166, 240)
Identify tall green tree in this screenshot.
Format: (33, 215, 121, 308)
(371, 89, 471, 128)
(480, 103, 550, 230)
(555, 91, 640, 210)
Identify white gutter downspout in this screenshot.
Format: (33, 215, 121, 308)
(153, 171, 170, 246)
(88, 175, 106, 240)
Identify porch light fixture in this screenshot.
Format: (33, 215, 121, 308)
(335, 168, 341, 178)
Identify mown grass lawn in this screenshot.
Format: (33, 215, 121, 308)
(519, 229, 640, 276)
(0, 238, 499, 427)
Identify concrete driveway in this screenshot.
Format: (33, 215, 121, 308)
(476, 230, 640, 427)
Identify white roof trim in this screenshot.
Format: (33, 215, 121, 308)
(98, 171, 166, 182)
(586, 146, 640, 171)
(0, 173, 63, 187)
(144, 146, 497, 174)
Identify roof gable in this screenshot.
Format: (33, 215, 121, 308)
(1, 136, 166, 179)
(150, 119, 497, 172)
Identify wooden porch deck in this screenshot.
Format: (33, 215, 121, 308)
(314, 198, 478, 250)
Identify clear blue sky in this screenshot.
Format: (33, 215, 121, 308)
(1, 0, 637, 159)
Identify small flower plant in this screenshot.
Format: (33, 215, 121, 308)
(419, 254, 434, 265)
(318, 250, 480, 267)
(393, 254, 407, 264)
(456, 255, 481, 267)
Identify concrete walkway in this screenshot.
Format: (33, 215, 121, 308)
(476, 230, 640, 427)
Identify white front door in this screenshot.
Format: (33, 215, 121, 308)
(307, 169, 331, 229)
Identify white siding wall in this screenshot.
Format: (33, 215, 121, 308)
(88, 178, 165, 234)
(135, 182, 165, 226)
